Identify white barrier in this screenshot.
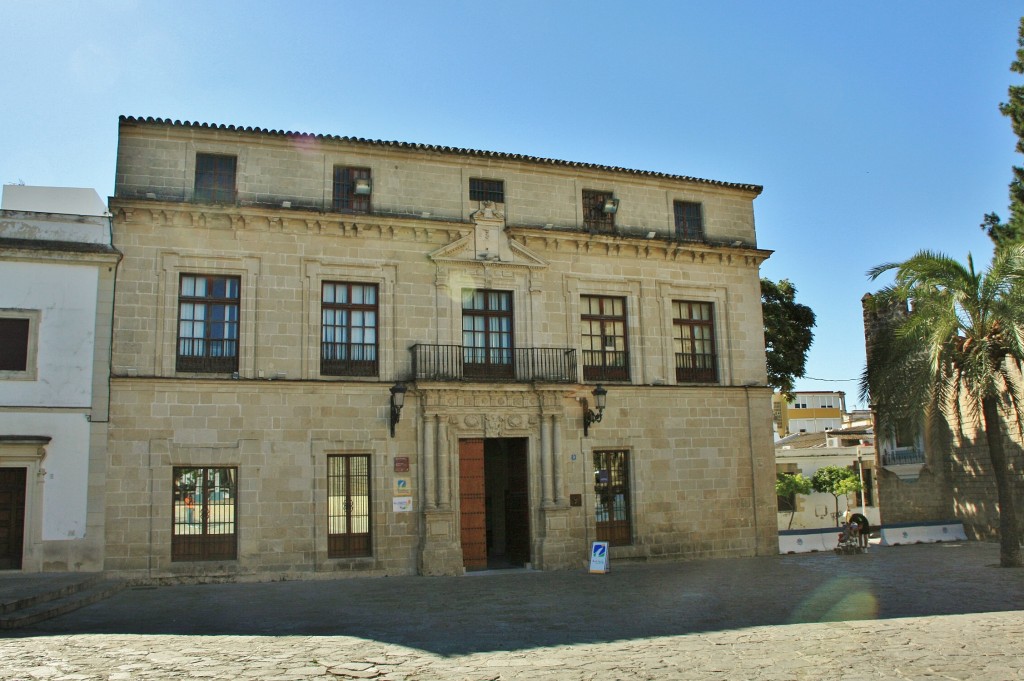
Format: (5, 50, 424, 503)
(779, 529, 841, 554)
(879, 522, 967, 546)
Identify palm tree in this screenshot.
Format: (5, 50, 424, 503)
(863, 245, 1024, 567)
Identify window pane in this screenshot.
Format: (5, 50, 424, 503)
(176, 275, 240, 373)
(0, 318, 30, 371)
(321, 282, 379, 377)
(594, 450, 631, 546)
(328, 454, 372, 558)
(673, 300, 716, 383)
(172, 466, 237, 561)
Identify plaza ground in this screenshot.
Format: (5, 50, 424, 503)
(1, 541, 1022, 679)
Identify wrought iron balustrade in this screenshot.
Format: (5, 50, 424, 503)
(675, 352, 718, 383)
(882, 447, 926, 466)
(581, 350, 630, 382)
(411, 344, 577, 383)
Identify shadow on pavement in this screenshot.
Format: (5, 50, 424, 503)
(12, 542, 1024, 656)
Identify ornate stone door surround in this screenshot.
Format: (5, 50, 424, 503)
(416, 385, 571, 575)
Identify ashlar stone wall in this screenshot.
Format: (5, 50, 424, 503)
(107, 118, 776, 580)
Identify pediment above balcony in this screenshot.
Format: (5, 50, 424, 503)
(429, 201, 547, 269)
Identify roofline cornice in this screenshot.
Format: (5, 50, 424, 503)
(119, 116, 764, 196)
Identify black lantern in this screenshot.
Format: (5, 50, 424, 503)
(583, 384, 608, 437)
(389, 382, 407, 437)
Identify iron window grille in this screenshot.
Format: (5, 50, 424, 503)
(581, 295, 629, 382)
(582, 189, 615, 232)
(0, 318, 30, 372)
(333, 167, 371, 213)
(673, 301, 717, 383)
(462, 289, 514, 379)
(172, 466, 237, 562)
(594, 450, 632, 546)
(194, 153, 237, 204)
(469, 178, 505, 203)
(176, 274, 240, 373)
(321, 282, 378, 377)
(328, 454, 372, 558)
(674, 201, 704, 241)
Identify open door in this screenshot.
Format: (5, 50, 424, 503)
(460, 438, 530, 570)
(0, 468, 26, 570)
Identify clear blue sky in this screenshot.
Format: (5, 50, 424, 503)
(2, 1, 1020, 407)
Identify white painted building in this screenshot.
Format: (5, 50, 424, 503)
(775, 427, 879, 532)
(0, 186, 119, 571)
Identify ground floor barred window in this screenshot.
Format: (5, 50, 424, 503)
(172, 466, 237, 561)
(328, 454, 371, 558)
(594, 450, 632, 546)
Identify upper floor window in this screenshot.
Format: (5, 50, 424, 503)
(469, 178, 505, 203)
(674, 201, 704, 241)
(462, 289, 514, 379)
(673, 301, 717, 383)
(333, 167, 372, 213)
(321, 283, 378, 377)
(0, 318, 31, 373)
(194, 154, 237, 204)
(177, 275, 240, 373)
(581, 295, 629, 382)
(582, 190, 616, 233)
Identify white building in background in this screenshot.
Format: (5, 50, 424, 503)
(0, 186, 119, 571)
(775, 426, 878, 532)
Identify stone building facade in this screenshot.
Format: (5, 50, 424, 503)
(861, 294, 1024, 538)
(106, 116, 777, 580)
(0, 185, 118, 572)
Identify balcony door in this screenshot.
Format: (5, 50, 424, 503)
(462, 289, 514, 379)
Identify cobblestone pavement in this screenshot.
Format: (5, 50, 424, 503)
(2, 542, 1023, 680)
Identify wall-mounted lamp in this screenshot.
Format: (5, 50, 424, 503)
(389, 382, 407, 437)
(582, 384, 608, 437)
(354, 178, 372, 195)
(602, 198, 619, 214)
(646, 231, 656, 239)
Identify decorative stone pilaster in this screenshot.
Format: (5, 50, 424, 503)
(536, 507, 576, 571)
(419, 509, 463, 576)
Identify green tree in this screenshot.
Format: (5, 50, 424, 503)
(775, 472, 814, 530)
(982, 17, 1024, 245)
(811, 465, 862, 527)
(762, 278, 816, 399)
(863, 247, 1024, 567)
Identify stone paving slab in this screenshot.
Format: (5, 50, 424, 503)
(1, 542, 1022, 679)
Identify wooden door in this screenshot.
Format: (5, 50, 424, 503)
(0, 468, 26, 570)
(459, 439, 487, 570)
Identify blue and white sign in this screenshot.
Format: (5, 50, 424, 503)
(589, 541, 610, 574)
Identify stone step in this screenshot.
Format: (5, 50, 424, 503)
(0, 577, 126, 629)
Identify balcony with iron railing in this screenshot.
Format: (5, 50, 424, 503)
(581, 350, 630, 383)
(882, 446, 926, 466)
(675, 352, 718, 383)
(411, 345, 577, 383)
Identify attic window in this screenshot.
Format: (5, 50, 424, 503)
(470, 178, 504, 203)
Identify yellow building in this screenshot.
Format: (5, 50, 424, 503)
(772, 391, 846, 439)
(105, 116, 778, 580)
